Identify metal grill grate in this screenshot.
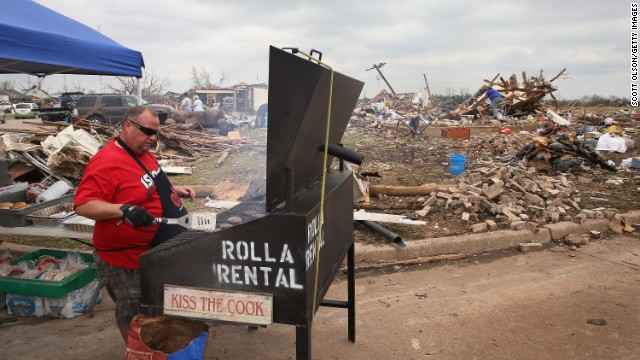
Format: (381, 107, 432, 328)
(216, 201, 267, 229)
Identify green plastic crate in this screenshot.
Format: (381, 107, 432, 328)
(0, 249, 97, 298)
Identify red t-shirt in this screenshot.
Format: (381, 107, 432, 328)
(74, 139, 163, 269)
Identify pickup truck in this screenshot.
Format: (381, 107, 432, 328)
(38, 107, 73, 122)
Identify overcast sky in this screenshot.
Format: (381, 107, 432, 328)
(2, 0, 633, 100)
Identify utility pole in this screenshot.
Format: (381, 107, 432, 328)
(422, 74, 434, 105)
(422, 74, 432, 99)
(366, 63, 396, 95)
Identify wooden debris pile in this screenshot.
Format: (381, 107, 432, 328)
(512, 125, 617, 173)
(156, 127, 260, 160)
(46, 119, 260, 161)
(451, 68, 568, 119)
(1, 119, 264, 184)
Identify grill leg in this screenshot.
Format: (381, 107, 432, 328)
(296, 321, 311, 360)
(88, 280, 104, 318)
(348, 241, 356, 342)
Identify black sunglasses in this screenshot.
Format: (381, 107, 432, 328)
(128, 119, 158, 136)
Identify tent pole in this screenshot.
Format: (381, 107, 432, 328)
(136, 77, 142, 104)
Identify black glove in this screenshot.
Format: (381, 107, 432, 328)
(120, 204, 155, 228)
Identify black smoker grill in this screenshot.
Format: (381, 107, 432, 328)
(139, 46, 364, 359)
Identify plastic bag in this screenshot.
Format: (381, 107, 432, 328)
(44, 279, 101, 318)
(125, 315, 209, 360)
(0, 251, 13, 266)
(25, 183, 46, 203)
(499, 127, 512, 135)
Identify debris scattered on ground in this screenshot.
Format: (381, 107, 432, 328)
(348, 80, 640, 242)
(0, 117, 264, 185)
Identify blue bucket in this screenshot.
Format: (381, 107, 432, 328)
(450, 154, 466, 175)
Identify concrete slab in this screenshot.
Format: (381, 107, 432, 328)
(544, 219, 609, 241)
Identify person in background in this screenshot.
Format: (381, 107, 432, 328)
(217, 118, 229, 136)
(180, 93, 192, 112)
(74, 106, 195, 344)
(255, 103, 268, 128)
(476, 87, 505, 119)
(192, 95, 204, 111)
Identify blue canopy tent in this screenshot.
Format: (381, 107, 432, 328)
(0, 0, 144, 97)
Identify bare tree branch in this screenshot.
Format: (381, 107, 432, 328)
(106, 67, 170, 101)
(191, 66, 204, 89)
(218, 69, 230, 86)
(192, 66, 230, 88)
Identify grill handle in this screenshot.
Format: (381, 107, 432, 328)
(321, 143, 363, 165)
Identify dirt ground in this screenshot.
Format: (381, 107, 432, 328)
(1, 234, 639, 359)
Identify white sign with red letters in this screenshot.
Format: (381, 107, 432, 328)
(164, 284, 273, 326)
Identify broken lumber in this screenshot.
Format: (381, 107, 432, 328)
(369, 184, 457, 196)
(189, 185, 219, 198)
(216, 150, 230, 167)
(189, 181, 250, 200)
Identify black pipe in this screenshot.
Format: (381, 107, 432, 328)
(356, 220, 406, 248)
(321, 143, 363, 165)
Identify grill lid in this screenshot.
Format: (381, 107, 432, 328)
(265, 46, 364, 212)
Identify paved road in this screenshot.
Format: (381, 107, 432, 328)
(1, 234, 639, 359)
(0, 117, 45, 130)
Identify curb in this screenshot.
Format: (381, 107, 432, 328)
(355, 210, 640, 264)
(2, 211, 639, 264)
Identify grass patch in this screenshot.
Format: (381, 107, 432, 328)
(607, 198, 638, 211)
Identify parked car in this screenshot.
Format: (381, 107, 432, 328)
(13, 103, 39, 118)
(0, 102, 13, 113)
(141, 99, 175, 117)
(74, 94, 173, 124)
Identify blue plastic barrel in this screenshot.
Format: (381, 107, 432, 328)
(450, 154, 466, 175)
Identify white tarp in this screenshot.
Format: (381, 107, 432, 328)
(546, 109, 571, 126)
(40, 125, 102, 157)
(595, 133, 627, 153)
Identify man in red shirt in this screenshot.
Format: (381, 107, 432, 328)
(74, 105, 195, 343)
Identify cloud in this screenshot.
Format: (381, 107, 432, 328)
(1, 0, 631, 100)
